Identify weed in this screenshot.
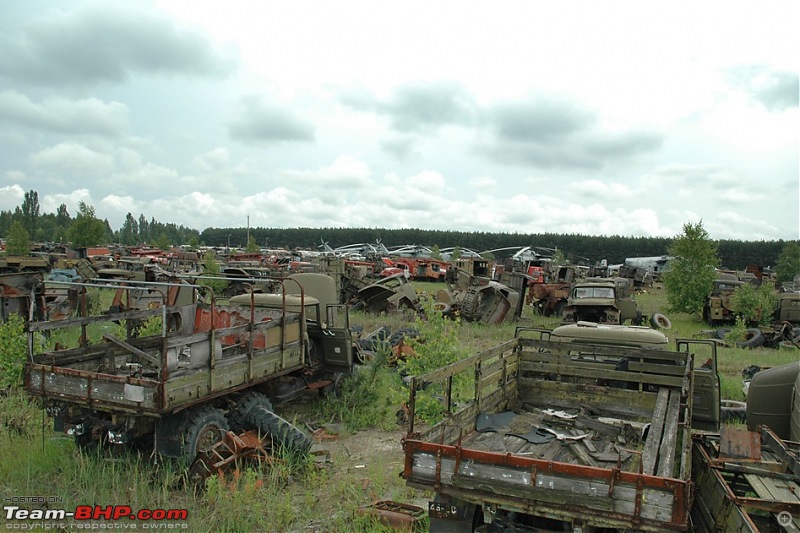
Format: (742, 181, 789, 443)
(0, 314, 26, 389)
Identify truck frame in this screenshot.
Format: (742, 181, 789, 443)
(402, 329, 719, 531)
(24, 276, 353, 459)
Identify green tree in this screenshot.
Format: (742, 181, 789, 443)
(245, 236, 259, 253)
(663, 221, 720, 315)
(5, 221, 30, 256)
(199, 251, 227, 295)
(67, 202, 106, 248)
(120, 212, 138, 245)
(774, 241, 800, 284)
(550, 248, 566, 265)
(155, 233, 172, 251)
(21, 190, 40, 240)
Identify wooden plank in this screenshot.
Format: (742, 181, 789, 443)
(416, 339, 518, 384)
(744, 473, 800, 503)
(518, 379, 658, 419)
(656, 389, 681, 478)
(102, 333, 160, 366)
(518, 361, 685, 388)
(642, 388, 670, 475)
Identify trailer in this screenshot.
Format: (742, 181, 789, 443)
(402, 326, 720, 532)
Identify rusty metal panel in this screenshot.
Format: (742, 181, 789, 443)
(719, 426, 761, 460)
(356, 501, 425, 531)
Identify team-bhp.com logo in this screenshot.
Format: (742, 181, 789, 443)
(4, 504, 189, 529)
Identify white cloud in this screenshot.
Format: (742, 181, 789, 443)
(0, 184, 25, 211)
(28, 142, 115, 177)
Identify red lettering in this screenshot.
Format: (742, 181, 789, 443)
(74, 506, 92, 520)
(113, 506, 132, 520)
(94, 506, 114, 520)
(151, 509, 167, 520)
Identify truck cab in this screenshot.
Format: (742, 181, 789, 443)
(562, 277, 641, 325)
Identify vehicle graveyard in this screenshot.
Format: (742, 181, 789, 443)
(2, 244, 799, 532)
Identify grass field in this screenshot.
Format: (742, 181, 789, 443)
(1, 281, 797, 531)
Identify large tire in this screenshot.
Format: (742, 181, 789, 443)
(227, 391, 273, 433)
(460, 290, 480, 321)
(390, 328, 419, 346)
(737, 328, 765, 349)
(715, 327, 732, 340)
(651, 312, 672, 330)
(248, 405, 312, 456)
(182, 406, 229, 461)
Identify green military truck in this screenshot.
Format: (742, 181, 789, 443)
(24, 274, 353, 460)
(402, 323, 720, 531)
(703, 275, 749, 326)
(561, 277, 643, 325)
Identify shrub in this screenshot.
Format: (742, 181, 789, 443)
(0, 314, 27, 390)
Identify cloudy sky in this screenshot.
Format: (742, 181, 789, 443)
(0, 1, 797, 241)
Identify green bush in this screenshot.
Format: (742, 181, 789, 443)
(731, 282, 779, 326)
(0, 314, 27, 390)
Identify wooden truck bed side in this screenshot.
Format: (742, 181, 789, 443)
(25, 302, 305, 415)
(691, 426, 800, 532)
(403, 336, 695, 531)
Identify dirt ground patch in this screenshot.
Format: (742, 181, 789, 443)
(275, 400, 430, 531)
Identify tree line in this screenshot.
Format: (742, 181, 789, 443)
(0, 190, 200, 249)
(0, 190, 795, 273)
(201, 226, 793, 271)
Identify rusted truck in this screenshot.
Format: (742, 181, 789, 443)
(691, 361, 800, 532)
(24, 275, 353, 461)
(562, 277, 643, 325)
(402, 324, 720, 532)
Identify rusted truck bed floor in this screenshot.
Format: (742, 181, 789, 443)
(460, 406, 647, 473)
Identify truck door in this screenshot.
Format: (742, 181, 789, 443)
(319, 304, 353, 372)
(677, 339, 721, 431)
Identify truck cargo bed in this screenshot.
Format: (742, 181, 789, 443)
(25, 301, 305, 415)
(691, 426, 800, 532)
(403, 334, 696, 531)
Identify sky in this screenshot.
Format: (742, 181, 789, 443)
(0, 1, 798, 242)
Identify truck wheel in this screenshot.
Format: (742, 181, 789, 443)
(651, 313, 672, 330)
(248, 405, 312, 456)
(390, 328, 420, 346)
(461, 290, 480, 321)
(554, 300, 567, 320)
(228, 391, 273, 433)
(737, 328, 765, 349)
(183, 406, 229, 461)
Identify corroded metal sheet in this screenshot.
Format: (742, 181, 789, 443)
(719, 426, 761, 460)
